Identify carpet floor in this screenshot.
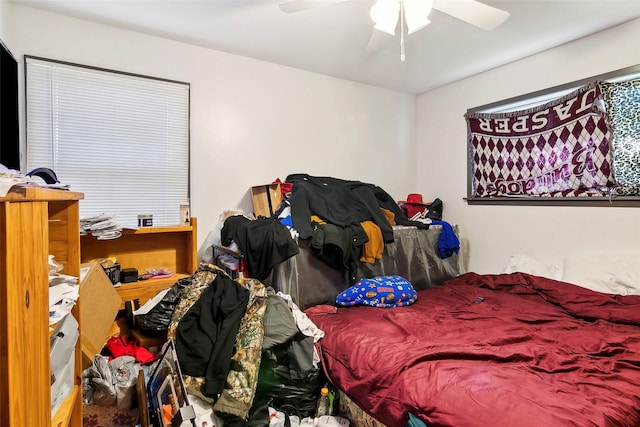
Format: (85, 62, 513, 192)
(82, 404, 140, 427)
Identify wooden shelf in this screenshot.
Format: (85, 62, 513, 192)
(124, 224, 195, 234)
(51, 385, 81, 427)
(0, 187, 83, 427)
(1, 186, 84, 202)
(81, 218, 198, 307)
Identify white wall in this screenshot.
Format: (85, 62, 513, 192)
(8, 3, 638, 274)
(4, 3, 416, 249)
(416, 18, 640, 274)
(0, 2, 8, 42)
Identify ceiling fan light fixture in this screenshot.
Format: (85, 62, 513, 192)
(404, 0, 433, 34)
(370, 0, 400, 35)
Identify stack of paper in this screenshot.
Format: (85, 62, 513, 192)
(0, 164, 35, 197)
(80, 214, 123, 240)
(49, 255, 79, 325)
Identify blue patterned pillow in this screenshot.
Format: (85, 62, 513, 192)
(336, 275, 417, 308)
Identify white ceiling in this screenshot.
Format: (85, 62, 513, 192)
(11, 0, 640, 94)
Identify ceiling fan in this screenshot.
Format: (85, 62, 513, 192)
(279, 0, 510, 61)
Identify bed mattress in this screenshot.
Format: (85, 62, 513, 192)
(306, 272, 640, 427)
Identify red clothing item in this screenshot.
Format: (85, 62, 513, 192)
(106, 335, 158, 365)
(273, 178, 293, 197)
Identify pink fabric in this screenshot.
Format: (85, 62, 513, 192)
(307, 272, 640, 427)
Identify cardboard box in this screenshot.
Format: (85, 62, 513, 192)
(79, 262, 123, 369)
(250, 183, 282, 217)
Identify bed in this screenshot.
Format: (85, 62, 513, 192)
(305, 271, 640, 427)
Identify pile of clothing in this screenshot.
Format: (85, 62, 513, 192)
(281, 174, 430, 283)
(215, 174, 458, 287)
(82, 335, 158, 410)
(156, 263, 326, 424)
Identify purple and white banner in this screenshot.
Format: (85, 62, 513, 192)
(466, 82, 615, 197)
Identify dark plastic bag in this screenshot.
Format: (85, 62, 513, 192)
(254, 341, 324, 418)
(135, 277, 191, 337)
(427, 198, 443, 220)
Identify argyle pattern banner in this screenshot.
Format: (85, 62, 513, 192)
(466, 82, 615, 198)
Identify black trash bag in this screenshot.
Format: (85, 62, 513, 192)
(254, 341, 324, 419)
(135, 276, 191, 337)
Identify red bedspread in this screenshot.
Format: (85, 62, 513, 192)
(305, 272, 640, 427)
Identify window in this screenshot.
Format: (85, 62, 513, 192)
(465, 64, 640, 206)
(26, 57, 190, 227)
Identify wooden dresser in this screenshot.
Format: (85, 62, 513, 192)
(0, 187, 84, 427)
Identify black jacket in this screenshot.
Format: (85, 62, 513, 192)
(285, 174, 428, 242)
(221, 216, 299, 281)
(175, 273, 249, 397)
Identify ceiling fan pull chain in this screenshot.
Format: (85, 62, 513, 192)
(400, 0, 406, 62)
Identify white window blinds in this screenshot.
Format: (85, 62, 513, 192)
(26, 57, 189, 228)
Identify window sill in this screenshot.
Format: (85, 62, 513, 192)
(464, 196, 640, 207)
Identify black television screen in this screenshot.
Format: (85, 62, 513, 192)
(0, 38, 19, 171)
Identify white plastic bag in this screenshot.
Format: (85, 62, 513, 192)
(189, 394, 225, 427)
(269, 407, 304, 427)
(83, 355, 116, 406)
(316, 416, 350, 427)
(198, 209, 243, 263)
(110, 355, 141, 410)
(269, 407, 287, 427)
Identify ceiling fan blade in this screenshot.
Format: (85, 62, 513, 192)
(365, 28, 393, 52)
(432, 0, 510, 30)
(278, 0, 346, 14)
